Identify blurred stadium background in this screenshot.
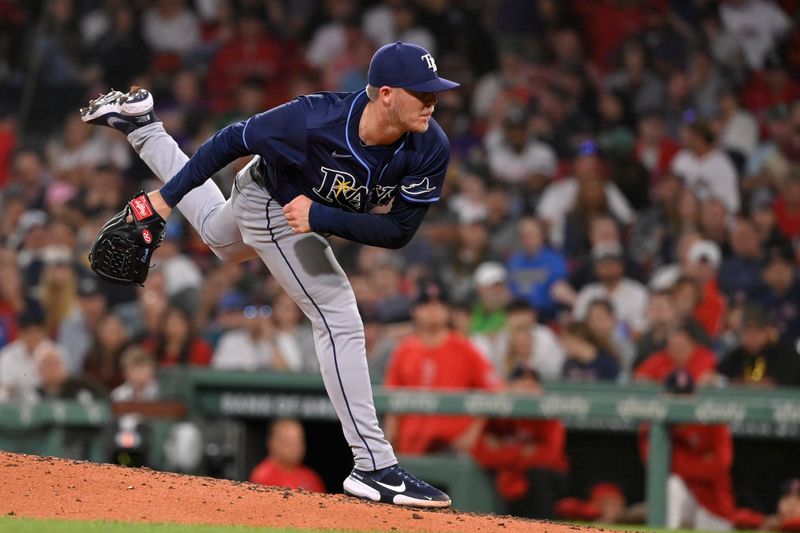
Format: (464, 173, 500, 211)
(1, 0, 800, 530)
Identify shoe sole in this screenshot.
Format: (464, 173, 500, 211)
(342, 477, 451, 508)
(80, 92, 153, 123)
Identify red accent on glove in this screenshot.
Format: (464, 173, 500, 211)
(131, 195, 154, 221)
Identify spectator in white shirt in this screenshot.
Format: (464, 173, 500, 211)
(720, 0, 791, 71)
(142, 0, 201, 56)
(485, 106, 557, 188)
(573, 243, 649, 340)
(0, 301, 67, 402)
(305, 0, 358, 69)
(153, 228, 203, 299)
(671, 119, 740, 213)
(717, 90, 759, 167)
(494, 299, 565, 382)
(212, 303, 301, 371)
(110, 346, 160, 402)
(271, 292, 317, 373)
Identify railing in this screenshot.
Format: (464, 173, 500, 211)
(3, 368, 800, 527)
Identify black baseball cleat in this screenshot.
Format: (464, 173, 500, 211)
(343, 464, 451, 508)
(79, 86, 158, 135)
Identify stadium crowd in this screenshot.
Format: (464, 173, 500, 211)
(1, 0, 800, 529)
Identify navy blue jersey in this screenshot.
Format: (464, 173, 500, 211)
(159, 90, 450, 248)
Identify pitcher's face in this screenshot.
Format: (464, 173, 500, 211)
(390, 88, 437, 133)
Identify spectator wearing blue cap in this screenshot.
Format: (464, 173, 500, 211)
(203, 290, 248, 348)
(537, 141, 635, 249)
(58, 276, 107, 376)
(212, 299, 299, 372)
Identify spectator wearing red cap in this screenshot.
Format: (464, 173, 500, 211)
(471, 368, 568, 519)
(384, 279, 501, 454)
(640, 370, 736, 530)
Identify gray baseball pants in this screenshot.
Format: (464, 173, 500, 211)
(128, 123, 396, 472)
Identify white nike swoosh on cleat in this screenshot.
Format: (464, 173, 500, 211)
(331, 150, 353, 158)
(375, 480, 406, 493)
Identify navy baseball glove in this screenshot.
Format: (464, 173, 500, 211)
(89, 191, 166, 286)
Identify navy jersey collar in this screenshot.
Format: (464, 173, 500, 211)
(345, 91, 407, 189)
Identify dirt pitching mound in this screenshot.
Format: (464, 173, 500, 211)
(0, 451, 605, 532)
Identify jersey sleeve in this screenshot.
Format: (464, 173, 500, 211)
(159, 98, 310, 207)
(309, 195, 429, 249)
(397, 127, 450, 204)
(241, 97, 309, 167)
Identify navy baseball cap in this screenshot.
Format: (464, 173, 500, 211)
(368, 42, 460, 93)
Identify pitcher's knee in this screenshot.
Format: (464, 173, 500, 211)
(206, 242, 256, 263)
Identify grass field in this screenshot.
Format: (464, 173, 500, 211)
(2, 516, 755, 533)
(0, 517, 340, 533)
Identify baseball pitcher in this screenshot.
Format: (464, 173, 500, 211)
(82, 42, 458, 507)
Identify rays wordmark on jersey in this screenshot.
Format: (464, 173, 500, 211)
(313, 167, 396, 211)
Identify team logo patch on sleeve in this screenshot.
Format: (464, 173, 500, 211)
(401, 177, 436, 196)
(130, 195, 154, 221)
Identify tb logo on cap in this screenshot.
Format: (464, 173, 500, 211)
(421, 53, 437, 72)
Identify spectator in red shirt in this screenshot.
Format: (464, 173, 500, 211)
(742, 58, 800, 117)
(0, 108, 17, 187)
(142, 306, 212, 367)
(0, 257, 22, 348)
(634, 322, 717, 383)
(384, 278, 500, 455)
(471, 368, 568, 519)
(683, 240, 727, 338)
(206, 13, 284, 113)
(575, 1, 647, 71)
(775, 177, 800, 240)
(249, 418, 325, 493)
(639, 370, 735, 530)
(635, 112, 680, 187)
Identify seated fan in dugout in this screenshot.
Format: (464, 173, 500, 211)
(89, 192, 166, 286)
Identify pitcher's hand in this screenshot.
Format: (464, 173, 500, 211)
(284, 195, 313, 233)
